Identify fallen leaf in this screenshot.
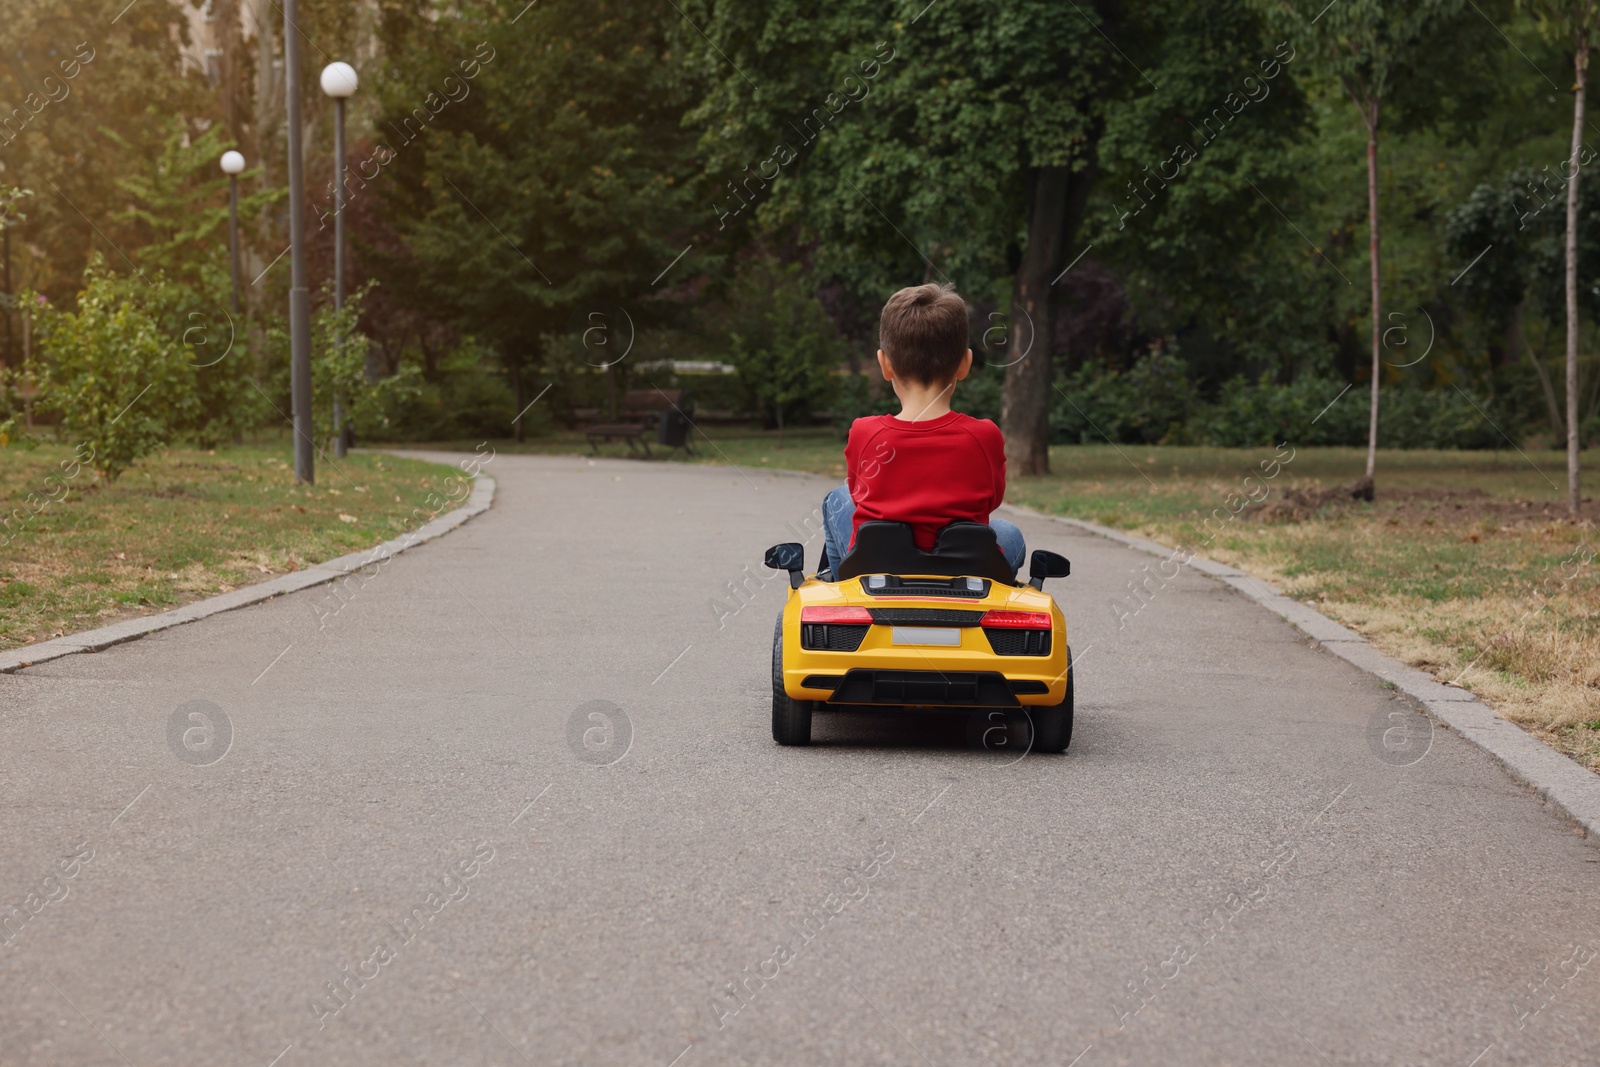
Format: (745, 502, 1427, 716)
(115, 552, 126, 560)
(338, 513, 359, 523)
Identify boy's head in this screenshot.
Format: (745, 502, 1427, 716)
(878, 283, 970, 386)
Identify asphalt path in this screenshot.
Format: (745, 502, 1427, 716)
(2, 451, 1597, 1067)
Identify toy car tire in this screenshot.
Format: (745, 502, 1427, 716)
(771, 612, 813, 746)
(1030, 647, 1074, 754)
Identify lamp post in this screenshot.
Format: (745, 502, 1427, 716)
(2, 217, 11, 370)
(219, 150, 245, 317)
(283, 0, 314, 484)
(321, 61, 357, 459)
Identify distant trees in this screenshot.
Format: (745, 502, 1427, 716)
(375, 0, 704, 442)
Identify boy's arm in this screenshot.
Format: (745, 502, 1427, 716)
(843, 418, 865, 497)
(987, 421, 1007, 511)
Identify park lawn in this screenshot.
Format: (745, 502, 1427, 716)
(468, 427, 1600, 772)
(0, 445, 468, 652)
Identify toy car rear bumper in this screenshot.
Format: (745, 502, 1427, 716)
(800, 669, 1055, 708)
(787, 646, 1067, 706)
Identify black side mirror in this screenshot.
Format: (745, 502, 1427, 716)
(1028, 550, 1070, 590)
(765, 542, 805, 588)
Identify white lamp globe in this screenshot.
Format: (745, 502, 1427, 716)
(220, 150, 246, 176)
(320, 62, 359, 99)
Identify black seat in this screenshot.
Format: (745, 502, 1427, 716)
(834, 521, 1016, 585)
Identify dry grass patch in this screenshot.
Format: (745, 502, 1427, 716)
(0, 445, 469, 650)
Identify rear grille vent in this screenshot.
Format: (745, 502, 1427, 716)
(984, 628, 1051, 656)
(801, 623, 869, 652)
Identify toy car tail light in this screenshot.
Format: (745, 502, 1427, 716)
(978, 610, 1051, 629)
(801, 606, 874, 625)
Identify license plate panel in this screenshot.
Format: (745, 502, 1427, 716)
(891, 626, 961, 647)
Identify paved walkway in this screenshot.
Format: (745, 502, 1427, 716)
(1, 452, 1596, 1066)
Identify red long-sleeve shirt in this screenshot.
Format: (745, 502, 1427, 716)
(844, 411, 1008, 552)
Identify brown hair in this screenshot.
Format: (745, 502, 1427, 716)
(878, 283, 969, 385)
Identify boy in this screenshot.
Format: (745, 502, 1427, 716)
(818, 282, 1025, 579)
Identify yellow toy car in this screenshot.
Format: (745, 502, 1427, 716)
(765, 520, 1073, 751)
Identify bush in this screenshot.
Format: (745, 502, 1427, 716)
(33, 265, 200, 480)
(962, 350, 1545, 451)
(361, 339, 529, 443)
(1051, 351, 1192, 444)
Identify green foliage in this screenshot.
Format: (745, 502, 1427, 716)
(264, 286, 419, 448)
(0, 0, 203, 302)
(378, 0, 706, 379)
(1050, 352, 1194, 445)
(720, 258, 843, 434)
(683, 0, 1106, 303)
(111, 119, 281, 289)
(950, 353, 1522, 448)
(32, 263, 201, 480)
(360, 339, 521, 442)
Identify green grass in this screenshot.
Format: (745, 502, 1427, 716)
(0, 444, 469, 651)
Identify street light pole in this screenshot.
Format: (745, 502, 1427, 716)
(2, 220, 11, 370)
(284, 0, 314, 484)
(220, 150, 245, 317)
(321, 61, 358, 460)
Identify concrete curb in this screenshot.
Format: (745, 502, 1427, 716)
(0, 474, 496, 675)
(999, 502, 1600, 837)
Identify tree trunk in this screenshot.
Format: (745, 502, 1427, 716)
(1566, 32, 1589, 516)
(1502, 299, 1523, 371)
(1001, 164, 1093, 476)
(1364, 99, 1382, 490)
(1530, 312, 1566, 440)
(512, 350, 526, 444)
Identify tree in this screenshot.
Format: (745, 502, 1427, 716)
(1447, 165, 1600, 442)
(1280, 0, 1481, 496)
(1088, 4, 1314, 387)
(1, 185, 32, 370)
(0, 0, 203, 302)
(1523, 0, 1600, 515)
(722, 256, 842, 446)
(376, 0, 705, 442)
(680, 0, 1109, 475)
(684, 1, 1314, 474)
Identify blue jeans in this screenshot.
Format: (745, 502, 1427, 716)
(818, 484, 1026, 580)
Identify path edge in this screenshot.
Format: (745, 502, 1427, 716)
(998, 502, 1600, 838)
(1, 473, 496, 675)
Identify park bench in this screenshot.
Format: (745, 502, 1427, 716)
(584, 389, 698, 457)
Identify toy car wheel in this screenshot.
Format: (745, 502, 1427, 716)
(771, 613, 813, 746)
(1030, 647, 1074, 754)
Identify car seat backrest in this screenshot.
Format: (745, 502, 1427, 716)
(835, 520, 1016, 584)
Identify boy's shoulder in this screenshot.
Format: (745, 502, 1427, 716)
(849, 411, 1001, 447)
(851, 411, 998, 433)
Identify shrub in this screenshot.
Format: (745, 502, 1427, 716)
(1050, 351, 1192, 444)
(360, 338, 528, 443)
(33, 265, 200, 480)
